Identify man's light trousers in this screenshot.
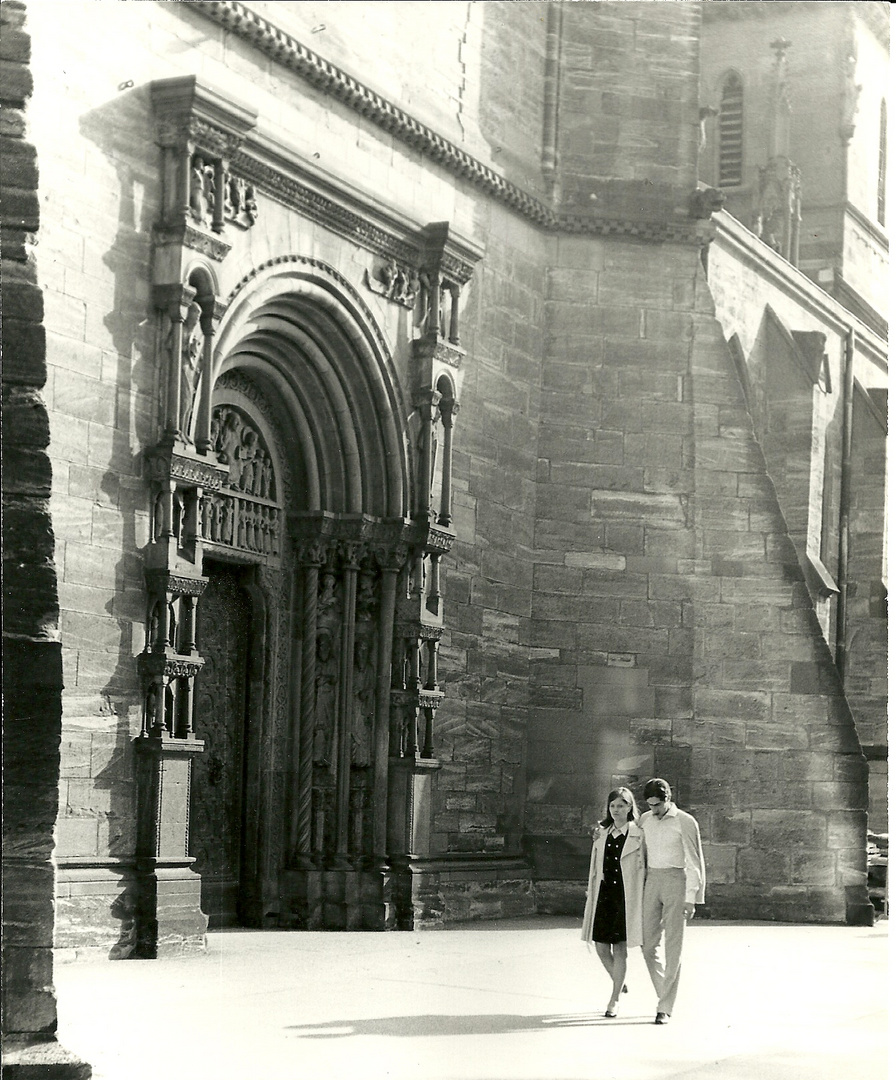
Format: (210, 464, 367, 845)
(641, 867, 687, 1015)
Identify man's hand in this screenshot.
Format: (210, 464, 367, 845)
(684, 902, 695, 920)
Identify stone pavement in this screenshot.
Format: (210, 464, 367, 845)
(54, 917, 887, 1080)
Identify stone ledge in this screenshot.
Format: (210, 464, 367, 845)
(0, 1038, 91, 1079)
(395, 855, 531, 880)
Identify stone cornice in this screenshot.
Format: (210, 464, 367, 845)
(190, 0, 711, 245)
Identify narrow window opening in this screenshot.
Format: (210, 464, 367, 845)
(719, 73, 744, 188)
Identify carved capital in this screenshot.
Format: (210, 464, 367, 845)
(372, 545, 408, 574)
(338, 540, 365, 570)
(145, 569, 208, 598)
(413, 334, 465, 370)
(153, 282, 197, 317)
(296, 541, 327, 567)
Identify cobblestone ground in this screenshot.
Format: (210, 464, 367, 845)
(55, 917, 887, 1080)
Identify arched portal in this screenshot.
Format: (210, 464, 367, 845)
(190, 261, 436, 930)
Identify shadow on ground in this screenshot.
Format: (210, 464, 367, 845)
(287, 1011, 654, 1038)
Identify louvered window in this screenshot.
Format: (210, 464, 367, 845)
(719, 73, 744, 187)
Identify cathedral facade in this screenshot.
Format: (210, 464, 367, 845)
(2, 1, 888, 1069)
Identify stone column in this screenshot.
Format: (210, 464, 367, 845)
(133, 735, 207, 958)
(373, 549, 403, 863)
(292, 543, 323, 868)
(334, 543, 360, 867)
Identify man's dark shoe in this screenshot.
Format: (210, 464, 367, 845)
(655, 1012, 670, 1025)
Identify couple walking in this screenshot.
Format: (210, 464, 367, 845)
(581, 778, 705, 1025)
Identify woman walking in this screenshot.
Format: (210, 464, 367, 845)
(581, 787, 645, 1017)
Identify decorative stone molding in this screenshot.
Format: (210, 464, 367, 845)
(146, 446, 230, 491)
(223, 255, 397, 370)
(144, 570, 209, 598)
(139, 653, 205, 680)
(190, 2, 715, 246)
(153, 223, 232, 262)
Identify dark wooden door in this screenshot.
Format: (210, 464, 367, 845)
(191, 564, 251, 927)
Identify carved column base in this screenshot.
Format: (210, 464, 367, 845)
(134, 859, 208, 959)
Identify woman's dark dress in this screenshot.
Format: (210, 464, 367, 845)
(592, 829, 627, 944)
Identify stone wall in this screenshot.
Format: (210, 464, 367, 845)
(557, 1, 700, 215)
(1, 1, 91, 1072)
(15, 0, 879, 949)
(708, 211, 887, 838)
(433, 205, 547, 863)
(527, 226, 872, 923)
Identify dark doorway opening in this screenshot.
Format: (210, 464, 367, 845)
(191, 561, 252, 927)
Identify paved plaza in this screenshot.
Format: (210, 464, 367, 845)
(54, 917, 887, 1080)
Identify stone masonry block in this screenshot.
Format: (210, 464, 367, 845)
(737, 845, 790, 886)
(791, 850, 837, 887)
(750, 809, 826, 851)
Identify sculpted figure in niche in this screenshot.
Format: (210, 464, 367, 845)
(189, 156, 215, 226)
(351, 631, 375, 767)
(244, 184, 258, 224)
(258, 454, 273, 500)
(356, 569, 377, 621)
(220, 499, 233, 545)
(224, 174, 239, 219)
(313, 633, 338, 768)
(179, 300, 203, 441)
(215, 410, 243, 486)
(238, 428, 259, 492)
(201, 493, 214, 540)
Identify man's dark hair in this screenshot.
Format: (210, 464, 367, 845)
(643, 777, 672, 801)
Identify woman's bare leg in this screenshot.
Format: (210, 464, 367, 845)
(606, 944, 628, 1012)
(594, 942, 615, 982)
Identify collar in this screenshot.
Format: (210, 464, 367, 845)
(650, 802, 679, 821)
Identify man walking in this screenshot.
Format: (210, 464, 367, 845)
(639, 778, 705, 1025)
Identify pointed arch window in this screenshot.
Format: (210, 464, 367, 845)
(719, 73, 744, 188)
(878, 99, 887, 226)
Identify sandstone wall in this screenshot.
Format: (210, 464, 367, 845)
(1, 1, 92, 1071)
(18, 0, 876, 948)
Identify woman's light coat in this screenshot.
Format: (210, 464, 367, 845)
(580, 822, 645, 948)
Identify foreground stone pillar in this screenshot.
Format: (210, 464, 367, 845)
(133, 736, 208, 957)
(1, 3, 90, 1073)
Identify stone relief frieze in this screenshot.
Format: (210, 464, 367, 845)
(364, 258, 420, 307)
(200, 405, 282, 559)
(189, 153, 259, 232)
